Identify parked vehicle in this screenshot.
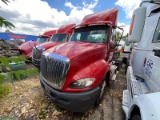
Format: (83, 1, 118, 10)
(122, 0, 160, 120)
(121, 38, 132, 73)
(18, 29, 57, 59)
(32, 24, 76, 68)
(40, 8, 121, 112)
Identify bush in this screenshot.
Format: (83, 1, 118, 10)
(0, 84, 10, 98)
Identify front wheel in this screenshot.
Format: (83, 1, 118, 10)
(95, 76, 107, 106)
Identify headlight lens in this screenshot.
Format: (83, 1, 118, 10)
(69, 78, 96, 88)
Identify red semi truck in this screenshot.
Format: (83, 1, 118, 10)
(18, 29, 57, 59)
(40, 8, 120, 112)
(32, 24, 76, 68)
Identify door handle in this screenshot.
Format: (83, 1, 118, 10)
(153, 49, 160, 57)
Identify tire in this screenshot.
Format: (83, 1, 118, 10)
(131, 114, 141, 120)
(125, 62, 128, 74)
(95, 76, 107, 106)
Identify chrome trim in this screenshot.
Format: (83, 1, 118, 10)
(40, 52, 70, 89)
(36, 46, 45, 51)
(43, 52, 70, 62)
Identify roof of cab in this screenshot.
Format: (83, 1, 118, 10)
(42, 29, 57, 37)
(56, 24, 76, 34)
(79, 8, 118, 27)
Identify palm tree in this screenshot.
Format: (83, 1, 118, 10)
(1, 0, 10, 5)
(0, 16, 15, 28)
(0, 0, 15, 28)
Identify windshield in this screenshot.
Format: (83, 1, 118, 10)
(50, 34, 68, 42)
(70, 25, 109, 43)
(36, 37, 49, 43)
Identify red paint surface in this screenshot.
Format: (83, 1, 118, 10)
(43, 8, 118, 92)
(18, 29, 57, 58)
(36, 24, 76, 51)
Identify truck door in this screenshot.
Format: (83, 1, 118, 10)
(107, 28, 117, 62)
(144, 17, 160, 92)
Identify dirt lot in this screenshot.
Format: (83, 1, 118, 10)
(0, 64, 127, 120)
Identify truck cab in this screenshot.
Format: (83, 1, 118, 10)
(18, 29, 56, 59)
(122, 1, 160, 120)
(32, 24, 76, 68)
(40, 8, 119, 112)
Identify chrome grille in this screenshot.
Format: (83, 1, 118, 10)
(32, 46, 45, 66)
(32, 47, 44, 59)
(40, 53, 70, 89)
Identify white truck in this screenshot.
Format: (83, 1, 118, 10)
(122, 0, 160, 120)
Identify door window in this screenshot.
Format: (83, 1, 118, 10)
(153, 18, 160, 42)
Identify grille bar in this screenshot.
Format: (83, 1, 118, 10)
(40, 52, 70, 89)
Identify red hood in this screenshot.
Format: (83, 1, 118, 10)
(37, 41, 61, 50)
(44, 41, 106, 61)
(18, 40, 40, 51)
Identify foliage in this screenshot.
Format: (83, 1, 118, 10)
(0, 84, 10, 97)
(0, 56, 29, 68)
(1, 0, 10, 5)
(0, 0, 15, 29)
(0, 16, 15, 29)
(0, 68, 39, 83)
(0, 56, 39, 82)
(116, 32, 128, 42)
(116, 31, 121, 42)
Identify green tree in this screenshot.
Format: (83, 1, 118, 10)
(116, 31, 121, 42)
(0, 0, 15, 29)
(1, 0, 10, 5)
(116, 31, 128, 41)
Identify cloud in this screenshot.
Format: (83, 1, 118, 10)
(0, 0, 99, 35)
(82, 0, 98, 9)
(115, 0, 141, 19)
(64, 0, 99, 23)
(64, 2, 76, 9)
(118, 22, 130, 35)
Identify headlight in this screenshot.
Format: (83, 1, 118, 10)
(69, 78, 96, 88)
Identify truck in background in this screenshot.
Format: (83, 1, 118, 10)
(121, 38, 132, 73)
(18, 29, 57, 59)
(122, 0, 160, 120)
(32, 24, 76, 68)
(40, 8, 122, 112)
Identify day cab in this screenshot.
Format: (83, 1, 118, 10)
(40, 8, 119, 112)
(18, 29, 56, 59)
(32, 24, 76, 68)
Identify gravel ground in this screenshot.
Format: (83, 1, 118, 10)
(0, 64, 127, 120)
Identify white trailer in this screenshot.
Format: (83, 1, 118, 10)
(122, 0, 160, 120)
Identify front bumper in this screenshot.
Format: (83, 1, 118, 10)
(40, 76, 100, 112)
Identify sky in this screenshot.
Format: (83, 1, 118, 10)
(0, 0, 141, 35)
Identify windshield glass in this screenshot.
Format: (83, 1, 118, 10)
(50, 34, 68, 42)
(70, 25, 109, 43)
(36, 37, 49, 43)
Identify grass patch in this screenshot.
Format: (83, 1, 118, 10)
(0, 84, 10, 98)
